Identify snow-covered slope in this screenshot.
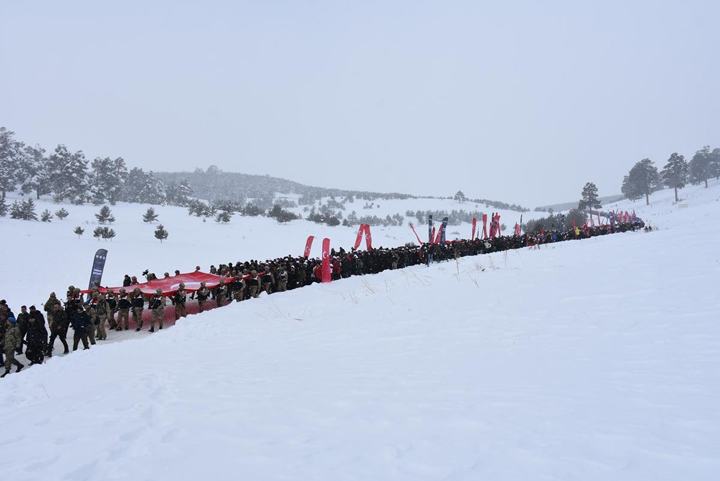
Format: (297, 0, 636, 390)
(1, 182, 719, 480)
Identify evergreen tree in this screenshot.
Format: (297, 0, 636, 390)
(154, 224, 168, 243)
(622, 159, 661, 205)
(166, 179, 194, 206)
(55, 208, 69, 220)
(0, 127, 22, 200)
(689, 146, 712, 188)
(90, 156, 128, 205)
(120, 167, 166, 204)
(711, 148, 720, 180)
(103, 228, 116, 241)
(10, 199, 38, 220)
(454, 190, 467, 202)
(74, 226, 84, 238)
(40, 209, 54, 222)
(578, 182, 602, 213)
(95, 205, 115, 224)
(93, 226, 104, 240)
(661, 153, 689, 202)
(143, 207, 159, 223)
(0, 197, 7, 217)
(48, 145, 90, 204)
(215, 211, 231, 223)
(20, 144, 51, 199)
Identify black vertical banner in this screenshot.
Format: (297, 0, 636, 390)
(88, 249, 108, 290)
(440, 217, 449, 243)
(428, 215, 433, 243)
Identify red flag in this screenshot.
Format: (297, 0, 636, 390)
(409, 223, 423, 245)
(354, 224, 365, 250)
(434, 224, 444, 244)
(364, 224, 373, 250)
(482, 214, 488, 239)
(471, 217, 477, 240)
(321, 238, 332, 283)
(303, 236, 314, 257)
(514, 223, 521, 236)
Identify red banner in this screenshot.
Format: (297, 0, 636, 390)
(81, 271, 235, 297)
(354, 224, 365, 250)
(482, 214, 488, 239)
(514, 223, 521, 236)
(304, 235, 314, 257)
(409, 223, 423, 245)
(321, 238, 332, 283)
(472, 217, 477, 240)
(364, 224, 373, 250)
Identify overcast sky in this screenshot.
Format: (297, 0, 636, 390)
(1, 1, 718, 207)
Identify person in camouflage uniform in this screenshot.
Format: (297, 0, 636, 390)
(95, 294, 109, 340)
(117, 288, 131, 331)
(173, 283, 187, 320)
(196, 282, 210, 312)
(2, 317, 24, 377)
(149, 288, 166, 332)
(215, 278, 227, 307)
(105, 289, 118, 330)
(277, 267, 288, 292)
(43, 292, 61, 329)
(47, 303, 70, 356)
(132, 287, 145, 332)
(86, 291, 98, 345)
(249, 270, 260, 298)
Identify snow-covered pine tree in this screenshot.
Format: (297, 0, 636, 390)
(215, 211, 231, 223)
(121, 168, 166, 205)
(10, 199, 38, 220)
(143, 207, 159, 223)
(74, 226, 84, 238)
(622, 159, 661, 205)
(41, 209, 53, 222)
(103, 228, 116, 241)
(55, 208, 69, 220)
(48, 145, 90, 204)
(20, 144, 51, 199)
(689, 146, 712, 188)
(661, 153, 689, 202)
(0, 197, 7, 217)
(578, 182, 602, 214)
(154, 224, 168, 243)
(95, 205, 115, 224)
(0, 127, 21, 200)
(93, 226, 104, 240)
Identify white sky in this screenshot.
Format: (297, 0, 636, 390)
(1, 0, 718, 207)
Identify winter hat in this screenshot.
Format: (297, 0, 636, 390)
(7, 317, 16, 323)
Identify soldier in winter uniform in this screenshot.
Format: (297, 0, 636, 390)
(25, 313, 48, 365)
(215, 278, 227, 307)
(43, 292, 61, 328)
(71, 305, 91, 351)
(173, 283, 187, 320)
(277, 267, 288, 292)
(149, 288, 166, 332)
(117, 288, 131, 330)
(196, 282, 210, 312)
(86, 292, 99, 345)
(106, 289, 118, 330)
(47, 303, 70, 356)
(16, 305, 30, 353)
(132, 287, 145, 331)
(96, 294, 108, 340)
(2, 317, 24, 377)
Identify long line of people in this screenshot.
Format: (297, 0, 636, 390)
(0, 218, 644, 377)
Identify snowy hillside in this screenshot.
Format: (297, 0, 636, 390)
(1, 181, 719, 480)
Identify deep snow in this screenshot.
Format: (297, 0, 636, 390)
(1, 182, 719, 480)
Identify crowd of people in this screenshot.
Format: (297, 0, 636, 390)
(1, 218, 644, 378)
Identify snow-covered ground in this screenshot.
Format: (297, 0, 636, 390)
(1, 181, 719, 480)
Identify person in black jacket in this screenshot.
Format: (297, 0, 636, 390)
(71, 306, 91, 351)
(16, 305, 30, 354)
(25, 312, 48, 365)
(47, 303, 69, 357)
